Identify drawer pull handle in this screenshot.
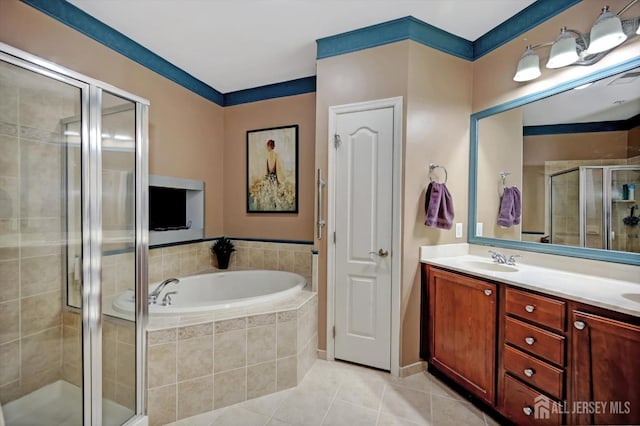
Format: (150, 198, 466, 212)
(574, 321, 586, 330)
(523, 406, 534, 416)
(525, 337, 535, 345)
(524, 368, 535, 377)
(525, 304, 535, 313)
(484, 289, 493, 296)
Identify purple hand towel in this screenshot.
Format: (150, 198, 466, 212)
(512, 186, 521, 225)
(424, 182, 454, 229)
(497, 186, 521, 227)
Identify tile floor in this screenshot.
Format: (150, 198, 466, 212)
(167, 359, 498, 426)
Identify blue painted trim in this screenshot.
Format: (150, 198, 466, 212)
(524, 115, 640, 136)
(225, 76, 316, 106)
(473, 0, 582, 59)
(316, 16, 473, 61)
(468, 56, 640, 266)
(21, 0, 225, 105)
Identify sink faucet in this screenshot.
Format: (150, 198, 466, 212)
(489, 250, 508, 264)
(489, 250, 521, 266)
(149, 278, 179, 305)
(506, 255, 521, 266)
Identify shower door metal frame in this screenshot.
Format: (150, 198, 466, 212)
(0, 42, 149, 426)
(552, 165, 640, 251)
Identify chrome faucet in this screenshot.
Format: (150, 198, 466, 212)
(489, 250, 508, 264)
(162, 291, 178, 306)
(489, 250, 521, 266)
(149, 278, 179, 305)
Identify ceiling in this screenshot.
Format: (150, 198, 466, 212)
(523, 67, 640, 126)
(66, 0, 536, 93)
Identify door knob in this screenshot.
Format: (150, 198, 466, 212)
(369, 249, 389, 257)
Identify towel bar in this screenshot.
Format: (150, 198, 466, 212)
(428, 163, 448, 184)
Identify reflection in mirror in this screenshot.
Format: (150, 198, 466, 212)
(476, 66, 640, 254)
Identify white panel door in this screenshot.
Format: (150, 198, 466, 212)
(334, 106, 394, 370)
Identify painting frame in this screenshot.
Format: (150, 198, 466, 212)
(246, 124, 299, 213)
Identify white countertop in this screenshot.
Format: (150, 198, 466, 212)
(420, 249, 640, 318)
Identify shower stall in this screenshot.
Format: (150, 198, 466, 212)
(0, 43, 148, 425)
(550, 165, 640, 253)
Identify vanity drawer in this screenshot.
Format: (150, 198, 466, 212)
(505, 287, 565, 332)
(503, 345, 564, 400)
(505, 317, 565, 365)
(503, 374, 562, 425)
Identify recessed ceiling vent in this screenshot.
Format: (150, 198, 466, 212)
(608, 71, 640, 86)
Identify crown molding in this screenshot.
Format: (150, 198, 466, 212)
(21, 0, 587, 105)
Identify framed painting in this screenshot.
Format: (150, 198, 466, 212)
(246, 124, 299, 213)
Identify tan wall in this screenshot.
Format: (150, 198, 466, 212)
(223, 93, 316, 241)
(314, 40, 473, 366)
(401, 42, 473, 365)
(315, 41, 411, 353)
(627, 126, 640, 158)
(0, 0, 225, 237)
(524, 131, 629, 165)
(522, 165, 545, 232)
(476, 108, 523, 240)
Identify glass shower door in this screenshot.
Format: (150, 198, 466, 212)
(1, 44, 148, 426)
(0, 54, 85, 425)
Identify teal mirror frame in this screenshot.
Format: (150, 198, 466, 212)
(468, 56, 640, 266)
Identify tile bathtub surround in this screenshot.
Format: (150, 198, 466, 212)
(147, 240, 313, 285)
(146, 292, 317, 426)
(167, 359, 494, 426)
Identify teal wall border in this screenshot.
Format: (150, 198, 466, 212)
(225, 76, 316, 106)
(523, 114, 640, 136)
(316, 16, 473, 61)
(21, 0, 589, 106)
(468, 56, 640, 266)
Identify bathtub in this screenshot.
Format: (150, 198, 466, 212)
(112, 270, 306, 315)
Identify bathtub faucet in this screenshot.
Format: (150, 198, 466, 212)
(149, 278, 179, 305)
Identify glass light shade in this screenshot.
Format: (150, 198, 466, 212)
(546, 29, 579, 68)
(513, 47, 541, 82)
(587, 7, 627, 54)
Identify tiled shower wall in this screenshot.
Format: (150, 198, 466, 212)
(0, 65, 78, 404)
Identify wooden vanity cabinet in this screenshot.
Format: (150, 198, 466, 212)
(569, 307, 640, 425)
(426, 266, 497, 405)
(421, 264, 640, 426)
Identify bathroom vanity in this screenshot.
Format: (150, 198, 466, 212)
(419, 252, 640, 425)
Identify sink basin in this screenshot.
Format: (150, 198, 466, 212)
(622, 293, 640, 304)
(462, 260, 519, 273)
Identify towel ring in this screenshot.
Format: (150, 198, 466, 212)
(429, 164, 448, 184)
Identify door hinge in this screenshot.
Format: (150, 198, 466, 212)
(334, 134, 341, 148)
(333, 232, 336, 243)
(332, 326, 336, 338)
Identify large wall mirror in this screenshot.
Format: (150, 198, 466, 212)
(470, 58, 640, 265)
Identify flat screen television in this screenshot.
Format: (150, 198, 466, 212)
(149, 186, 188, 231)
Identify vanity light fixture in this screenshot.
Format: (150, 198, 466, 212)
(513, 0, 640, 82)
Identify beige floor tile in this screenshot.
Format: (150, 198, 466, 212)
(166, 409, 221, 426)
(377, 412, 424, 426)
(271, 387, 334, 426)
(266, 418, 291, 426)
(428, 377, 464, 401)
(322, 400, 378, 426)
(335, 371, 386, 410)
(387, 371, 431, 393)
(431, 395, 485, 426)
(212, 405, 270, 426)
(240, 388, 291, 417)
(381, 385, 431, 425)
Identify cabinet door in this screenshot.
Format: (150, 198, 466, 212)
(571, 310, 640, 425)
(429, 268, 497, 404)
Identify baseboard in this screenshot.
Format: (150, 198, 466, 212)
(399, 361, 427, 377)
(316, 349, 327, 360)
